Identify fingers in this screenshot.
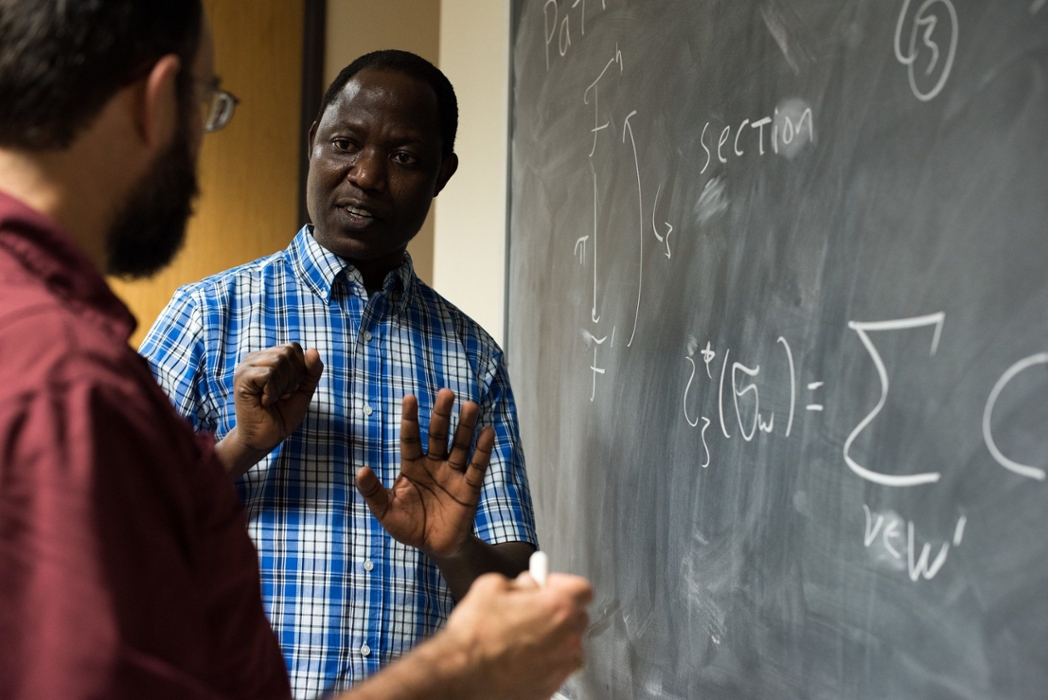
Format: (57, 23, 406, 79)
(512, 569, 540, 590)
(546, 573, 595, 608)
(265, 342, 305, 405)
(400, 395, 422, 461)
(446, 399, 480, 471)
(426, 388, 456, 458)
(279, 346, 324, 412)
(465, 426, 494, 488)
(354, 466, 391, 518)
(470, 571, 512, 596)
(402, 390, 491, 484)
(235, 343, 310, 407)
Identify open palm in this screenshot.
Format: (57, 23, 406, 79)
(355, 388, 495, 559)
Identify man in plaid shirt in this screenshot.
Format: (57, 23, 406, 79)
(141, 50, 538, 698)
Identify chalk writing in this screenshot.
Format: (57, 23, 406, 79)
(582, 328, 608, 402)
(622, 110, 643, 348)
(583, 46, 622, 157)
(544, 0, 606, 70)
(894, 0, 958, 101)
(683, 357, 712, 468)
(681, 335, 812, 467)
(844, 313, 945, 487)
(652, 183, 674, 259)
(863, 504, 968, 582)
(700, 103, 814, 172)
(573, 44, 680, 399)
(982, 353, 1048, 481)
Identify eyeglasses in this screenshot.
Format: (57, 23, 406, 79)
(198, 79, 240, 133)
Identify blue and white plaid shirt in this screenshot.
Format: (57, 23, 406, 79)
(139, 227, 537, 699)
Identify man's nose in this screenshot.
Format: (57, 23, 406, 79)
(347, 147, 386, 191)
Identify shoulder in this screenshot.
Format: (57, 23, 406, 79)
(169, 247, 293, 308)
(142, 247, 294, 352)
(3, 302, 172, 409)
(410, 280, 504, 363)
(0, 289, 124, 395)
(0, 296, 206, 486)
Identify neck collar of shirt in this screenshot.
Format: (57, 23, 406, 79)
(0, 190, 136, 341)
(290, 225, 418, 313)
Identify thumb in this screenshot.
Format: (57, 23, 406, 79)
(355, 466, 391, 519)
(299, 348, 324, 396)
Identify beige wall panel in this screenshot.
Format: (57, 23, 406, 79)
(324, 0, 441, 286)
(110, 0, 304, 347)
(435, 0, 510, 345)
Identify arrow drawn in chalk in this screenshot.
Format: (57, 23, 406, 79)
(623, 110, 643, 348)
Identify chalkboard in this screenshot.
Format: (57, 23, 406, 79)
(506, 1, 1048, 698)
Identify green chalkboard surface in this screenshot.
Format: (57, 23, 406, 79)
(507, 1, 1048, 698)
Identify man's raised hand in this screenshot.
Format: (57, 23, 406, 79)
(215, 342, 324, 478)
(355, 389, 495, 560)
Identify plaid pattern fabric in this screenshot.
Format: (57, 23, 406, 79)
(139, 227, 537, 699)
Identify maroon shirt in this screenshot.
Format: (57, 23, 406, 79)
(0, 192, 291, 699)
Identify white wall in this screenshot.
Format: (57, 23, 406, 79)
(434, 0, 511, 346)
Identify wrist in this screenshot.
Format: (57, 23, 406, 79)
(424, 534, 481, 568)
(420, 626, 485, 699)
(215, 426, 269, 478)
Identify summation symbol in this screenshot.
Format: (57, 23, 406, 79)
(843, 313, 945, 487)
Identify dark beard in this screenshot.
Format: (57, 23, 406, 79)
(105, 119, 199, 279)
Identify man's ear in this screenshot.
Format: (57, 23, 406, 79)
(137, 54, 183, 150)
(307, 121, 319, 160)
(434, 153, 459, 196)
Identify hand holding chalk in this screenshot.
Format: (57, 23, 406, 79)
(529, 550, 549, 587)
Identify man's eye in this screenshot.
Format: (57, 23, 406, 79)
(332, 139, 353, 151)
(392, 152, 418, 165)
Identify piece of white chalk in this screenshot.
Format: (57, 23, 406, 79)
(529, 550, 549, 587)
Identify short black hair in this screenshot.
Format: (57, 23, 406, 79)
(0, 0, 203, 150)
(317, 50, 458, 159)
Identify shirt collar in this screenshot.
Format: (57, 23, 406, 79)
(289, 225, 418, 313)
(0, 190, 137, 341)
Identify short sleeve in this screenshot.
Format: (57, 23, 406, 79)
(472, 351, 538, 548)
(139, 287, 212, 431)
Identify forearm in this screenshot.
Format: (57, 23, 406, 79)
(429, 538, 534, 601)
(333, 631, 476, 700)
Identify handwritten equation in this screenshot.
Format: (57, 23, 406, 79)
(675, 312, 1046, 582)
(678, 312, 1046, 484)
(567, 24, 818, 405)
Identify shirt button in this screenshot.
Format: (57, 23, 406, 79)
(363, 404, 373, 416)
(362, 330, 373, 342)
(363, 559, 374, 572)
(360, 644, 371, 657)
